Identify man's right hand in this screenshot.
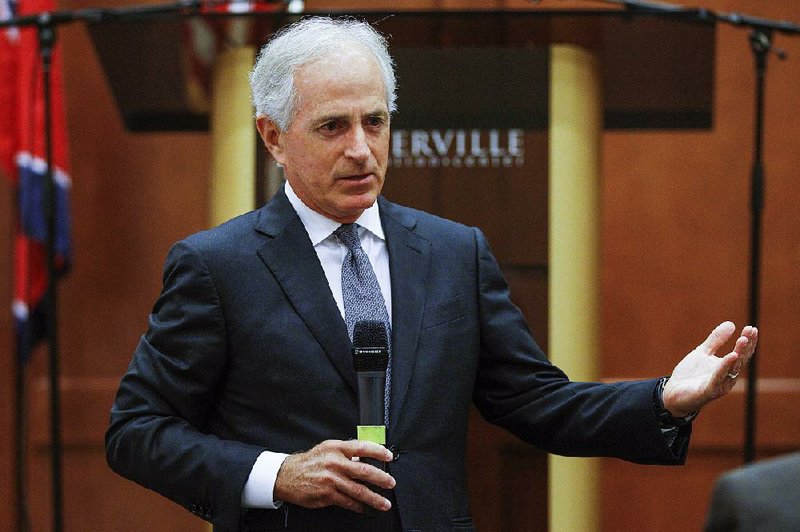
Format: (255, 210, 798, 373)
(273, 439, 396, 513)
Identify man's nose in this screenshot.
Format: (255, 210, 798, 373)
(344, 126, 370, 161)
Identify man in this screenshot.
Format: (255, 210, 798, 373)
(106, 17, 758, 531)
(705, 452, 800, 531)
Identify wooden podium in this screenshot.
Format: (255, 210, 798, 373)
(88, 10, 714, 531)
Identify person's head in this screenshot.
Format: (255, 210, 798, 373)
(250, 17, 396, 224)
(250, 17, 397, 130)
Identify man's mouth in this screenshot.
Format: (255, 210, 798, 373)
(340, 173, 374, 181)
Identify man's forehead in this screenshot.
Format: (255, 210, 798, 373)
(295, 45, 380, 83)
(291, 47, 389, 118)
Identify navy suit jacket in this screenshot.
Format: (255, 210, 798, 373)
(106, 187, 688, 531)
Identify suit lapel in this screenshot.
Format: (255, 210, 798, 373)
(380, 198, 431, 438)
(254, 189, 356, 394)
(252, 191, 432, 431)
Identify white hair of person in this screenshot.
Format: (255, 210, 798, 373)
(249, 16, 397, 130)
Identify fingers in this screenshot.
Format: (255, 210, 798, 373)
(699, 321, 736, 354)
(714, 325, 758, 391)
(716, 351, 741, 388)
(273, 439, 396, 513)
(339, 439, 394, 463)
(335, 460, 394, 512)
(729, 325, 758, 376)
(740, 325, 759, 356)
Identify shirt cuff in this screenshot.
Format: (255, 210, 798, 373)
(241, 451, 290, 509)
(654, 376, 697, 450)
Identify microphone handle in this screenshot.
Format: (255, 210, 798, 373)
(357, 370, 386, 425)
(356, 370, 387, 518)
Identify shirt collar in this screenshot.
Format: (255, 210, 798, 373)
(284, 180, 385, 246)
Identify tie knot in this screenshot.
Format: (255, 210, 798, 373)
(334, 223, 361, 250)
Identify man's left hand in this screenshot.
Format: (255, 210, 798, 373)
(662, 321, 758, 418)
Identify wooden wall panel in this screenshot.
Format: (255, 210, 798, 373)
(599, 1, 800, 529)
(24, 378, 203, 531)
(1, 172, 16, 528)
(27, 447, 202, 532)
(601, 1, 800, 381)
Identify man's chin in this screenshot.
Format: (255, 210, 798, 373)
(347, 195, 378, 212)
(331, 195, 377, 221)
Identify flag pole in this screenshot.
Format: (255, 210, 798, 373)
(36, 13, 64, 532)
(15, 349, 30, 531)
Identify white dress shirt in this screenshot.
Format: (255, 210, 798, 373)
(241, 181, 392, 508)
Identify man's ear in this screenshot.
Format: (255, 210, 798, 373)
(256, 116, 286, 165)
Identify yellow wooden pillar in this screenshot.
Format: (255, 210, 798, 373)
(207, 43, 257, 532)
(210, 46, 256, 226)
(547, 44, 602, 532)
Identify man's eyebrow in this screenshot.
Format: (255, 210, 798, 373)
(314, 113, 348, 125)
(313, 109, 389, 125)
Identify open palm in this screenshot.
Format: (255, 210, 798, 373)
(663, 321, 758, 418)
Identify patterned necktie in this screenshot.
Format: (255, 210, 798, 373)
(334, 223, 392, 424)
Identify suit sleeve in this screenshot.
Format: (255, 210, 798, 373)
(105, 240, 265, 530)
(470, 228, 688, 464)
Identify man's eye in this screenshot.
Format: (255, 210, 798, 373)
(366, 116, 385, 127)
(320, 121, 339, 132)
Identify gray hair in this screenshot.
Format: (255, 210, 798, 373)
(249, 17, 397, 130)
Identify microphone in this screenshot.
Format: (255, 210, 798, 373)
(353, 320, 389, 445)
(352, 320, 390, 516)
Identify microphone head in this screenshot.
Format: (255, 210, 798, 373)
(353, 320, 388, 348)
(352, 320, 389, 372)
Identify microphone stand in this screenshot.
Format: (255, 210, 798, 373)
(565, 0, 799, 464)
(741, 27, 781, 464)
(1, 2, 290, 529)
(709, 0, 795, 466)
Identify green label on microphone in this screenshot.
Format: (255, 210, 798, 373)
(357, 425, 386, 445)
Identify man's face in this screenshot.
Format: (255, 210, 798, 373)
(257, 45, 390, 224)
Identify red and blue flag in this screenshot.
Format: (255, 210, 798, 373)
(1, 0, 72, 363)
